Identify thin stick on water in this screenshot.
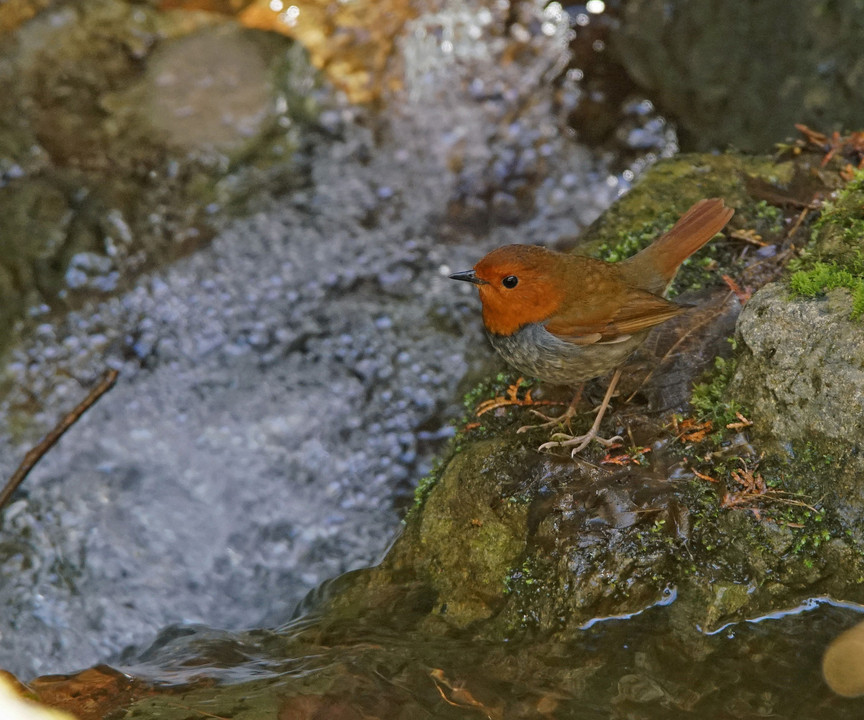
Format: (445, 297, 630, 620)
(0, 369, 119, 513)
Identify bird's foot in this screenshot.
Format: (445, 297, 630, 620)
(516, 384, 583, 433)
(516, 409, 574, 432)
(538, 428, 623, 457)
(536, 369, 623, 457)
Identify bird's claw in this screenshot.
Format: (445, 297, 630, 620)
(538, 431, 623, 456)
(535, 369, 623, 457)
(516, 407, 575, 433)
(516, 384, 583, 434)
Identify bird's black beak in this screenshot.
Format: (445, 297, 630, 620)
(449, 269, 488, 285)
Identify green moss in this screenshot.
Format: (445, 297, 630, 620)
(689, 345, 744, 428)
(577, 154, 799, 299)
(752, 199, 783, 234)
(407, 440, 532, 628)
(596, 213, 677, 264)
(593, 210, 727, 294)
(410, 461, 444, 515)
(789, 258, 864, 320)
(745, 441, 855, 565)
(579, 154, 787, 253)
(590, 210, 732, 296)
(505, 557, 542, 594)
(855, 281, 864, 318)
(809, 168, 864, 250)
(461, 371, 527, 411)
(787, 167, 864, 320)
(410, 372, 533, 516)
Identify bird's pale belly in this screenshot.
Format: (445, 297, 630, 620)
(487, 322, 647, 385)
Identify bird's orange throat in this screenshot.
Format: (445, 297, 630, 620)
(477, 279, 564, 336)
(481, 300, 520, 336)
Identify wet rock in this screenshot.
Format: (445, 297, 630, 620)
(439, 444, 684, 634)
(611, 0, 864, 151)
(733, 283, 864, 446)
(329, 152, 864, 645)
(400, 440, 533, 626)
(17, 150, 864, 720)
(0, 0, 319, 350)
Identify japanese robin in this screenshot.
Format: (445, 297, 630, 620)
(450, 198, 735, 454)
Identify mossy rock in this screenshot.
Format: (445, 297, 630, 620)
(385, 152, 864, 639)
(402, 439, 532, 627)
(577, 152, 788, 251)
(805, 170, 864, 266)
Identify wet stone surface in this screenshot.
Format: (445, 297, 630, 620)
(3, 2, 864, 715)
(0, 0, 320, 350)
(610, 0, 864, 152)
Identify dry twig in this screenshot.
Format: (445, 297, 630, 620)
(0, 369, 119, 512)
(474, 378, 562, 417)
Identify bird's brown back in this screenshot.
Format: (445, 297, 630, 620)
(619, 198, 735, 295)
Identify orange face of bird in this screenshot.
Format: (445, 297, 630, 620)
(449, 245, 566, 336)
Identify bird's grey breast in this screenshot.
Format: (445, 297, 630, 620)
(487, 322, 645, 385)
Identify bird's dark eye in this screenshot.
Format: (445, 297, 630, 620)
(502, 275, 519, 289)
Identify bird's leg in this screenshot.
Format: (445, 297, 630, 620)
(516, 384, 583, 433)
(538, 369, 623, 456)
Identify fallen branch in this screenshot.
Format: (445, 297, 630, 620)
(0, 369, 119, 513)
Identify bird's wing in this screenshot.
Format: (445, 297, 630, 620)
(544, 288, 684, 345)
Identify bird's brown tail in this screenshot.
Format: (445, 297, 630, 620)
(624, 198, 735, 287)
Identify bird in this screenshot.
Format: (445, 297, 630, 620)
(449, 198, 735, 455)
